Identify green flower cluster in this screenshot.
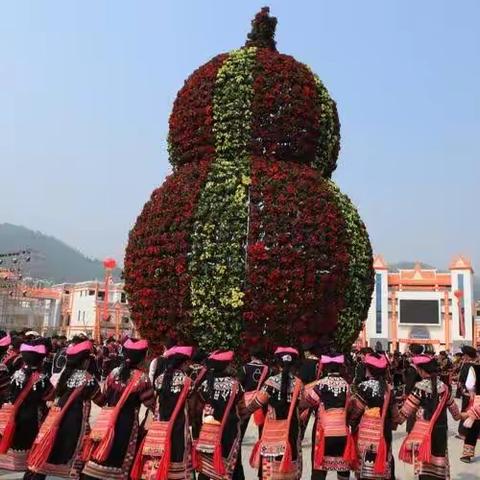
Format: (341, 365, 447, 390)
(312, 74, 341, 179)
(328, 181, 374, 351)
(188, 47, 257, 351)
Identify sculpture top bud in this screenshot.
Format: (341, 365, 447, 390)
(245, 6, 278, 51)
(168, 7, 341, 178)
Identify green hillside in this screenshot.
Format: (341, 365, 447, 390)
(0, 223, 121, 284)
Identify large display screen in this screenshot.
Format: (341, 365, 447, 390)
(399, 299, 440, 325)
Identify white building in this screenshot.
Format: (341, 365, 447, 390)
(361, 255, 475, 352)
(44, 280, 133, 339)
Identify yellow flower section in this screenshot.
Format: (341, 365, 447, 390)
(188, 47, 257, 350)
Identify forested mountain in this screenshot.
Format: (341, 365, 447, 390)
(0, 223, 121, 284)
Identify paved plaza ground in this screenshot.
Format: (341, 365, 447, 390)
(1, 407, 478, 479)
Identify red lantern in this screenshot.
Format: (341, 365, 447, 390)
(103, 258, 117, 270)
(454, 289, 464, 300)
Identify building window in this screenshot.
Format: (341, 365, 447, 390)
(457, 274, 464, 294)
(122, 316, 130, 324)
(120, 292, 127, 303)
(97, 291, 105, 301)
(376, 273, 382, 334)
(88, 290, 95, 296)
(77, 311, 81, 322)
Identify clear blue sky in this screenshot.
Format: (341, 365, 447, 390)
(1, 1, 479, 271)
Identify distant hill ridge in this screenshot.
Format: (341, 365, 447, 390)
(0, 223, 121, 284)
(390, 261, 435, 270)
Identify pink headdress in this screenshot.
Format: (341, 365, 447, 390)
(0, 335, 11, 347)
(124, 339, 149, 351)
(364, 353, 388, 370)
(20, 343, 47, 355)
(164, 346, 193, 358)
(412, 355, 432, 366)
(321, 354, 345, 365)
(209, 350, 234, 362)
(274, 347, 299, 357)
(66, 340, 92, 356)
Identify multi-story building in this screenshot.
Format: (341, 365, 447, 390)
(0, 267, 134, 339)
(52, 281, 133, 339)
(361, 255, 476, 352)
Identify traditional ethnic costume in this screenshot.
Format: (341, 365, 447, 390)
(239, 349, 269, 480)
(100, 340, 121, 381)
(458, 346, 480, 463)
(25, 339, 102, 480)
(349, 353, 396, 480)
(298, 343, 320, 439)
(352, 348, 373, 387)
(0, 342, 53, 472)
(304, 354, 354, 480)
(241, 349, 269, 435)
(132, 345, 193, 480)
(247, 347, 303, 480)
(195, 350, 245, 480)
(1, 336, 24, 376)
(82, 338, 154, 480)
(456, 346, 477, 440)
(188, 349, 208, 441)
(404, 345, 424, 434)
(398, 354, 461, 480)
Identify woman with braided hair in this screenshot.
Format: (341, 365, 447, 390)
(132, 345, 193, 480)
(195, 350, 245, 480)
(303, 353, 354, 480)
(82, 338, 154, 480)
(246, 347, 303, 480)
(24, 337, 102, 480)
(349, 353, 397, 480)
(0, 339, 53, 472)
(397, 354, 461, 480)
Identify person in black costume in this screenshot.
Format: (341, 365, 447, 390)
(24, 337, 102, 480)
(404, 344, 424, 433)
(458, 345, 480, 463)
(304, 353, 352, 480)
(0, 339, 53, 472)
(245, 347, 303, 480)
(239, 346, 269, 479)
(398, 354, 461, 479)
(196, 350, 245, 480)
(134, 345, 194, 479)
(457, 345, 478, 440)
(82, 338, 154, 480)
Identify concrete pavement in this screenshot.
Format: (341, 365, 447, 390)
(1, 413, 478, 479)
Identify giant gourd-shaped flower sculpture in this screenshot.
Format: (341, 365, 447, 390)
(124, 8, 374, 353)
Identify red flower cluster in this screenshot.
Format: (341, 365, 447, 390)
(168, 54, 227, 167)
(124, 160, 212, 350)
(242, 158, 351, 352)
(251, 51, 320, 165)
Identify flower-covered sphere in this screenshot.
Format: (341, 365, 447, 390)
(169, 9, 340, 178)
(125, 8, 374, 354)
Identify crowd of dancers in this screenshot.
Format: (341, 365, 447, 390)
(0, 330, 479, 480)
